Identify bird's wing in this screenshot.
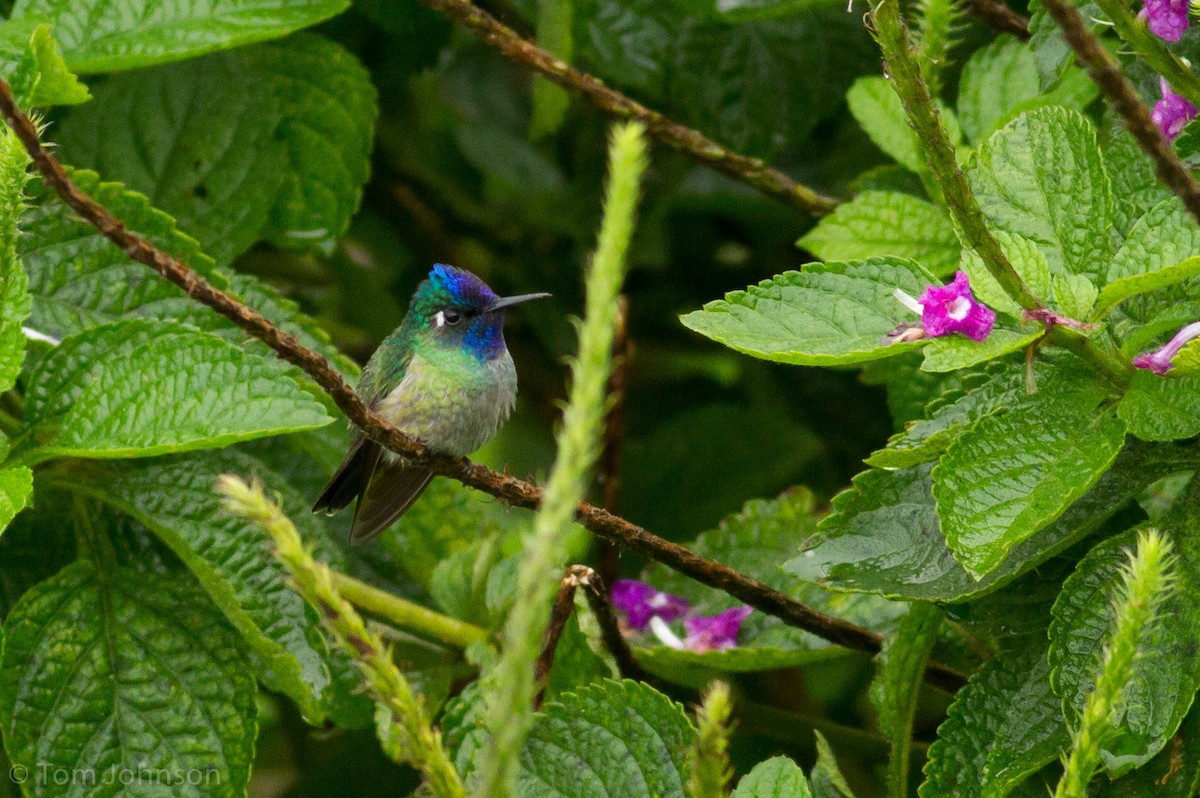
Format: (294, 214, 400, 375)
(312, 437, 381, 514)
(349, 460, 434, 544)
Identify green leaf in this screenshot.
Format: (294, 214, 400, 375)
(847, 75, 961, 173)
(18, 319, 332, 462)
(0, 466, 32, 539)
(0, 21, 90, 106)
(920, 328, 1041, 373)
(956, 36, 1040, 143)
(56, 34, 376, 263)
(640, 490, 904, 672)
(64, 449, 369, 726)
(0, 132, 30, 397)
(517, 679, 693, 798)
(680, 258, 933, 366)
(799, 191, 960, 276)
(1100, 198, 1200, 322)
(1051, 273, 1098, 320)
(1092, 701, 1200, 797)
(788, 439, 1188, 602)
(1103, 128, 1174, 237)
(1050, 524, 1200, 775)
(966, 107, 1113, 282)
(932, 392, 1126, 578)
(0, 560, 257, 798)
(1096, 257, 1200, 320)
(873, 602, 942, 798)
(530, 0, 573, 139)
(810, 731, 854, 798)
(959, 231, 1051, 318)
(732, 757, 812, 798)
(9, 0, 349, 73)
(919, 645, 1068, 798)
(1119, 372, 1200, 442)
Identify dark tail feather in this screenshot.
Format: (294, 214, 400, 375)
(313, 439, 380, 514)
(349, 461, 434, 544)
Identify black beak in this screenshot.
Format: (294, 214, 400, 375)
(487, 292, 551, 312)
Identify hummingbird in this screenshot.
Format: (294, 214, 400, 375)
(313, 264, 549, 543)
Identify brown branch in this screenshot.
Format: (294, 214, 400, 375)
(0, 78, 965, 694)
(533, 567, 582, 708)
(1041, 0, 1200, 226)
(963, 0, 1030, 40)
(418, 0, 839, 217)
(595, 295, 630, 587)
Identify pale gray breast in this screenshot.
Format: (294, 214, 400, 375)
(376, 350, 518, 458)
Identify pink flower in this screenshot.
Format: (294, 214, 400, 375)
(915, 270, 996, 341)
(611, 580, 691, 631)
(1142, 0, 1189, 41)
(683, 606, 753, 653)
(1132, 321, 1200, 375)
(1153, 79, 1198, 140)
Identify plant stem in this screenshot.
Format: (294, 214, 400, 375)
(419, 0, 839, 216)
(687, 681, 734, 798)
(870, 0, 1043, 311)
(475, 122, 647, 798)
(329, 571, 487, 649)
(962, 0, 1029, 39)
(0, 77, 966, 693)
(1040, 0, 1200, 227)
(1092, 0, 1200, 109)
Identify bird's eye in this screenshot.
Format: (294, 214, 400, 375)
(440, 309, 463, 327)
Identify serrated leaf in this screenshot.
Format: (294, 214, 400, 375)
(60, 449, 369, 726)
(847, 75, 961, 173)
(1100, 198, 1200, 322)
(0, 467, 32, 539)
(1119, 372, 1200, 442)
(0, 561, 257, 798)
(932, 393, 1126, 578)
(680, 258, 933, 366)
(0, 21, 90, 106)
(966, 107, 1113, 282)
(1092, 700, 1200, 797)
(920, 328, 1041, 373)
(9, 0, 349, 73)
(873, 602, 942, 798)
(57, 34, 376, 263)
(732, 757, 811, 798)
(919, 645, 1067, 798)
(640, 490, 904, 671)
(1049, 524, 1200, 775)
(0, 131, 30, 396)
(1095, 257, 1200, 320)
(787, 439, 1189, 601)
(1103, 128, 1174, 237)
(799, 191, 959, 276)
(959, 231, 1051, 318)
(517, 679, 693, 798)
(18, 319, 332, 462)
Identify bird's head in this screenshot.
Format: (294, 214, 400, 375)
(406, 264, 549, 359)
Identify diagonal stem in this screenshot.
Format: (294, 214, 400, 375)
(1090, 0, 1200, 110)
(418, 0, 839, 216)
(1040, 0, 1200, 228)
(0, 77, 965, 693)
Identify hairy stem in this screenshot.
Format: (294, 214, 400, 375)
(475, 121, 647, 798)
(1040, 0, 1200, 228)
(687, 681, 734, 798)
(419, 0, 838, 216)
(0, 76, 966, 693)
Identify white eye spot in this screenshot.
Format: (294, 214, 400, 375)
(435, 311, 445, 328)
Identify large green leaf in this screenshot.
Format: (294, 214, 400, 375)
(57, 34, 376, 263)
(798, 191, 959, 276)
(732, 757, 812, 798)
(61, 449, 369, 726)
(966, 107, 1113, 283)
(680, 258, 933, 366)
(1119, 372, 1200, 442)
(1102, 198, 1200, 323)
(932, 392, 1126, 578)
(18, 319, 332, 462)
(919, 645, 1067, 798)
(517, 679, 694, 798)
(1103, 128, 1175, 237)
(8, 0, 349, 73)
(0, 561, 257, 798)
(786, 440, 1193, 601)
(1049, 525, 1200, 776)
(639, 490, 904, 673)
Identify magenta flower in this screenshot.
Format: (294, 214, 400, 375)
(683, 606, 754, 653)
(903, 270, 995, 341)
(1153, 79, 1198, 141)
(1142, 0, 1189, 41)
(1132, 321, 1200, 375)
(611, 579, 691, 631)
